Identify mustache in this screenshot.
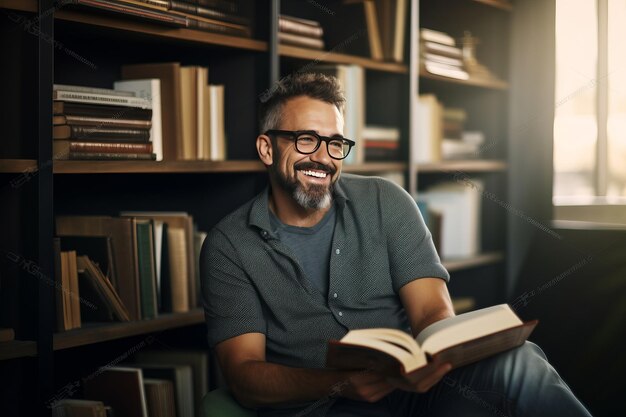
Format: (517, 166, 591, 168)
(294, 162, 337, 175)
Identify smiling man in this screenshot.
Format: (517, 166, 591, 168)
(200, 73, 592, 417)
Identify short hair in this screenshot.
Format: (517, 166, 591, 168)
(258, 72, 346, 133)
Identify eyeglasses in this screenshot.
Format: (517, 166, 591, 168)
(265, 130, 356, 160)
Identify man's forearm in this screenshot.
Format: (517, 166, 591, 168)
(229, 360, 352, 408)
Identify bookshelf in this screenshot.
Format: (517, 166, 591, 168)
(0, 159, 38, 173)
(53, 309, 204, 351)
(0, 0, 514, 415)
(413, 0, 512, 309)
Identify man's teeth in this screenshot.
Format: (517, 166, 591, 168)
(301, 170, 327, 178)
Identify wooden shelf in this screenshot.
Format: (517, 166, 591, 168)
(280, 45, 408, 74)
(344, 162, 407, 173)
(0, 341, 38, 361)
(0, 0, 35, 13)
(53, 160, 408, 174)
(417, 160, 507, 173)
(0, 159, 37, 173)
(472, 0, 513, 12)
(0, 0, 266, 52)
(53, 160, 266, 174)
(53, 309, 204, 351)
(419, 68, 508, 90)
(442, 251, 504, 272)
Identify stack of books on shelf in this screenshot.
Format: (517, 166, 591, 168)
(416, 180, 483, 260)
(441, 107, 484, 159)
(52, 350, 209, 417)
(54, 212, 206, 329)
(53, 84, 157, 161)
(121, 63, 227, 161)
(419, 28, 469, 80)
(278, 15, 325, 50)
(363, 125, 400, 162)
(63, 0, 252, 38)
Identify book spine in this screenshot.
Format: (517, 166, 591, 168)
(196, 0, 237, 13)
(70, 0, 188, 27)
(169, 0, 197, 14)
(53, 102, 153, 120)
(67, 141, 154, 153)
(278, 32, 325, 49)
(56, 115, 152, 129)
(188, 18, 250, 37)
(53, 90, 151, 109)
(53, 84, 135, 97)
(194, 5, 248, 25)
(67, 152, 157, 160)
(278, 18, 323, 38)
(66, 125, 151, 141)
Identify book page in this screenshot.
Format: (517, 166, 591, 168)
(416, 304, 522, 354)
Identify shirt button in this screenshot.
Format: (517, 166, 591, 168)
(260, 230, 269, 238)
(333, 293, 338, 298)
(335, 249, 340, 255)
(338, 311, 343, 316)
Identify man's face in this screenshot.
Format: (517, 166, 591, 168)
(269, 96, 345, 210)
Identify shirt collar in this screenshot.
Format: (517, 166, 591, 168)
(248, 175, 350, 239)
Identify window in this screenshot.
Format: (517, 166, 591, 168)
(554, 0, 626, 203)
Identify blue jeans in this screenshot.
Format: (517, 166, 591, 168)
(329, 342, 592, 417)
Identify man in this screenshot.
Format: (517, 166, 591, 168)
(200, 73, 591, 417)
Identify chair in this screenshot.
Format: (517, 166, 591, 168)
(200, 388, 257, 417)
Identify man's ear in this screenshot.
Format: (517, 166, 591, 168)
(256, 134, 274, 166)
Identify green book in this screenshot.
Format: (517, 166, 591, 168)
(136, 220, 157, 319)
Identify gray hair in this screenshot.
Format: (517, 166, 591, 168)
(259, 72, 345, 133)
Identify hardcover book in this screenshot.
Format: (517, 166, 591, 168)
(326, 304, 537, 378)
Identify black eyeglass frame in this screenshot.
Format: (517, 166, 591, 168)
(264, 129, 356, 160)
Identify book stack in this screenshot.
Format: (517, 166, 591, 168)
(420, 28, 469, 80)
(53, 84, 157, 161)
(363, 125, 400, 162)
(278, 15, 325, 50)
(121, 63, 226, 161)
(441, 107, 485, 159)
(55, 212, 207, 326)
(64, 0, 252, 38)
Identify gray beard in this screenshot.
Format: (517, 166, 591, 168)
(271, 165, 334, 210)
(293, 184, 333, 210)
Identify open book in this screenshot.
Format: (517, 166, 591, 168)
(326, 304, 537, 377)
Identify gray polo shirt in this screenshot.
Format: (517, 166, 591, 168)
(200, 174, 449, 416)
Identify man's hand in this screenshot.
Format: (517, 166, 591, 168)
(336, 370, 396, 403)
(387, 361, 453, 393)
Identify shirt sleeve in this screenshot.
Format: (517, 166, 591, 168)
(378, 179, 450, 292)
(200, 227, 267, 348)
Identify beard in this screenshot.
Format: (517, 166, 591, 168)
(270, 159, 337, 210)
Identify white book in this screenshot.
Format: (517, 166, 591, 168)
(53, 90, 151, 109)
(417, 180, 483, 259)
(209, 85, 226, 161)
(423, 52, 464, 67)
(413, 94, 442, 163)
(196, 67, 209, 160)
(363, 125, 401, 141)
(422, 41, 462, 57)
(114, 79, 163, 161)
(53, 83, 135, 97)
(424, 61, 470, 80)
(420, 28, 456, 46)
